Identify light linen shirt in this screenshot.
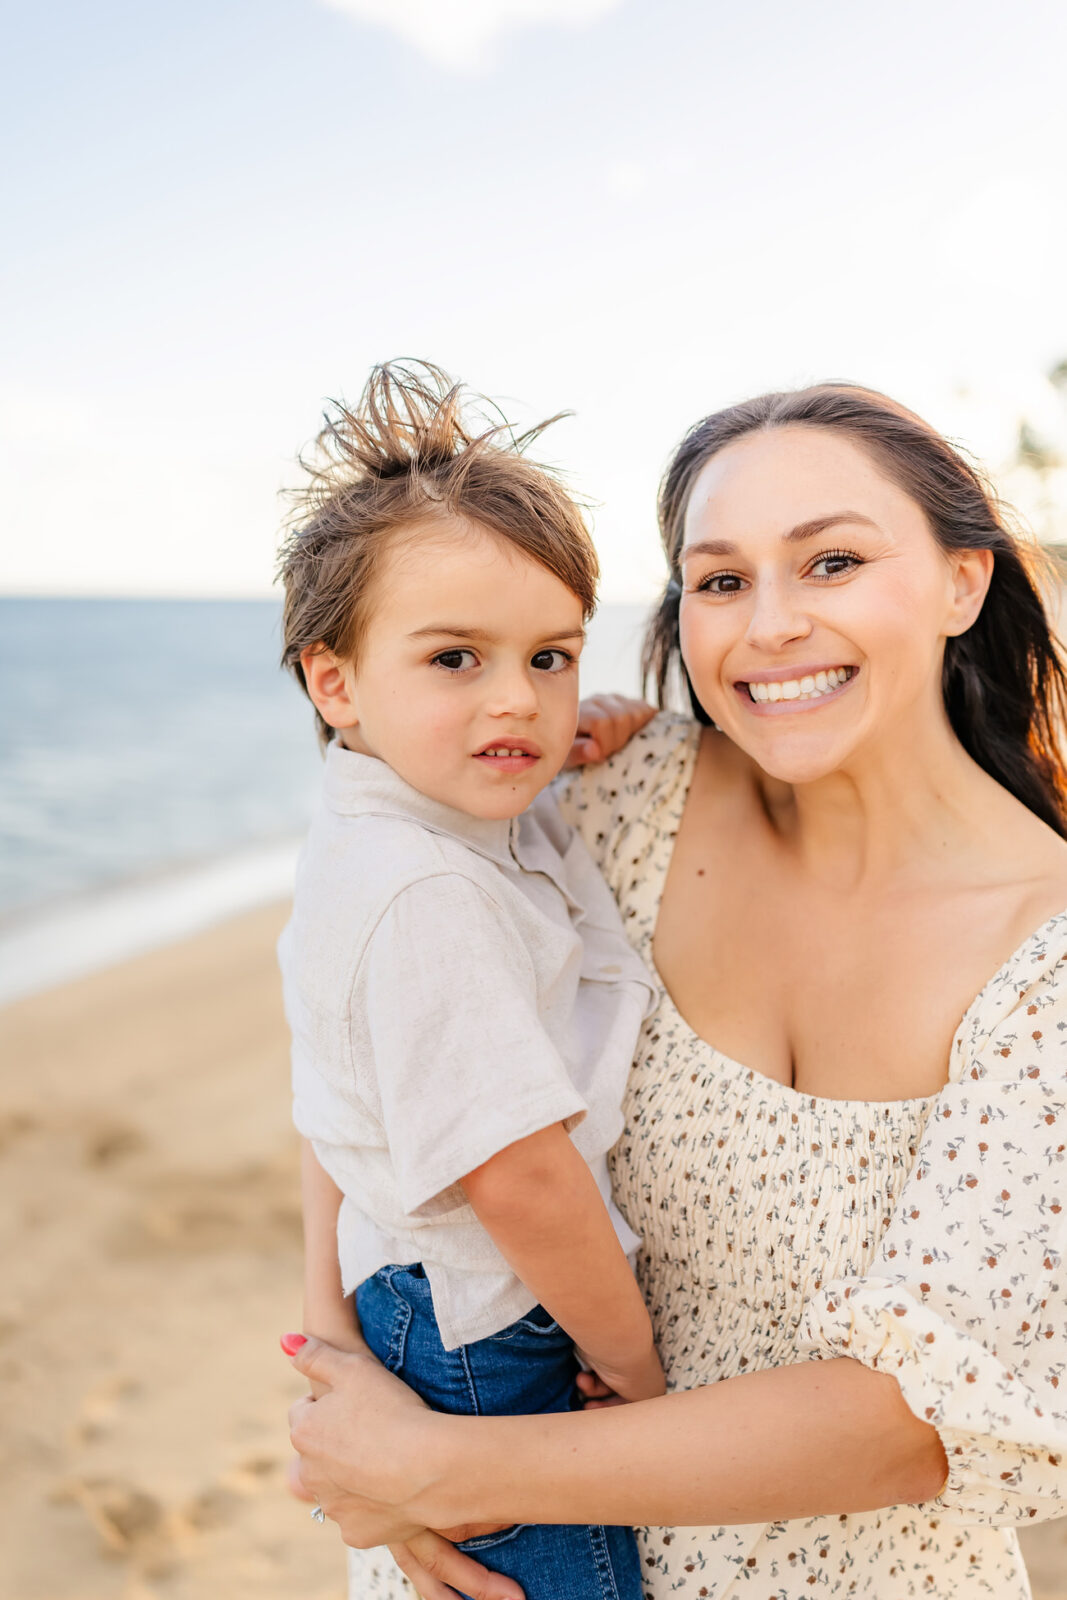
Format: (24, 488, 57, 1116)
(280, 742, 655, 1350)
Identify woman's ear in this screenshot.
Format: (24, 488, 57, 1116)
(301, 646, 359, 732)
(944, 547, 994, 637)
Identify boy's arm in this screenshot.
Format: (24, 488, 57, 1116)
(301, 1140, 364, 1354)
(460, 1124, 664, 1401)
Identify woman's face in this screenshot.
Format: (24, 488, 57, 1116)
(677, 425, 991, 786)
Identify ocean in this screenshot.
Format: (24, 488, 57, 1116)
(0, 597, 652, 1002)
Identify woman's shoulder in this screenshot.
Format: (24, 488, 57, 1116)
(953, 904, 1067, 1085)
(554, 710, 701, 872)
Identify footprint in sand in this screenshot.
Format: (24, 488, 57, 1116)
(173, 1455, 281, 1544)
(179, 1483, 242, 1532)
(53, 1475, 165, 1556)
(0, 1109, 38, 1154)
(84, 1120, 147, 1168)
(68, 1373, 140, 1445)
(116, 1157, 302, 1256)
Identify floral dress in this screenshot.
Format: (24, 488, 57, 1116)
(347, 712, 1066, 1599)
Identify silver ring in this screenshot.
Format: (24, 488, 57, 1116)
(310, 1505, 326, 1524)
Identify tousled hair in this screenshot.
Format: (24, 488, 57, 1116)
(278, 360, 598, 744)
(643, 383, 1067, 836)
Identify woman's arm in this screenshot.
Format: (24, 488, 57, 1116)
(286, 1337, 947, 1548)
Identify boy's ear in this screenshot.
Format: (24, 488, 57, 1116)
(301, 646, 359, 731)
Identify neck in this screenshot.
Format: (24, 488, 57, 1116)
(751, 701, 1003, 890)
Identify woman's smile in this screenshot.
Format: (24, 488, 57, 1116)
(734, 663, 859, 712)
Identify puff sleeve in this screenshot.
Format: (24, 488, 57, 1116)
(554, 711, 700, 894)
(798, 913, 1067, 1525)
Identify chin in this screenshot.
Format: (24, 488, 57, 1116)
(742, 736, 853, 787)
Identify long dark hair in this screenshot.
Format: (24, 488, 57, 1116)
(643, 383, 1067, 837)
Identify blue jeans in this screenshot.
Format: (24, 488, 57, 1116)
(355, 1264, 643, 1600)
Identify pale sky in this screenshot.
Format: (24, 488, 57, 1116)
(3, 0, 1067, 600)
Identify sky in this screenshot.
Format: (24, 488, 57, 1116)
(3, 0, 1067, 600)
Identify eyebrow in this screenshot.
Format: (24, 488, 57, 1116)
(408, 625, 587, 643)
(681, 512, 879, 559)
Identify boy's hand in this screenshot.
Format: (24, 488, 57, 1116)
(574, 1343, 666, 1405)
(575, 1368, 627, 1409)
(565, 694, 656, 767)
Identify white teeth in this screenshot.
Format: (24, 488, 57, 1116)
(745, 667, 853, 705)
(483, 747, 530, 757)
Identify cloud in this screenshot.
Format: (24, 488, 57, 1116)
(321, 0, 624, 72)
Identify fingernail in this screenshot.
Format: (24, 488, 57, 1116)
(280, 1333, 308, 1356)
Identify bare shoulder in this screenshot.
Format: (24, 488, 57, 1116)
(981, 782, 1067, 946)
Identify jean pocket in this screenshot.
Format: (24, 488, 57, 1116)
(488, 1303, 571, 1348)
(354, 1266, 415, 1375)
(455, 1523, 528, 1553)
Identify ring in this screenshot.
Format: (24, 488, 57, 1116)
(310, 1505, 326, 1524)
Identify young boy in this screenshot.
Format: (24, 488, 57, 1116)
(278, 362, 662, 1599)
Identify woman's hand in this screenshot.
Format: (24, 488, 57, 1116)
(286, 1336, 524, 1597)
(388, 1531, 524, 1600)
(286, 1334, 453, 1545)
(565, 694, 656, 767)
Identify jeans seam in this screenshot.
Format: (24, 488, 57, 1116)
(378, 1265, 413, 1374)
(456, 1523, 526, 1552)
(586, 1522, 623, 1600)
(457, 1339, 482, 1414)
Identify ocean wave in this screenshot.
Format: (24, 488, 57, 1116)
(0, 840, 301, 1006)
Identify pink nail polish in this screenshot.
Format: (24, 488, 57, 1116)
(280, 1332, 308, 1356)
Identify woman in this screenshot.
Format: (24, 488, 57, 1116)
(288, 384, 1067, 1599)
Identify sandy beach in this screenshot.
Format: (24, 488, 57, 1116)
(2, 904, 1064, 1599)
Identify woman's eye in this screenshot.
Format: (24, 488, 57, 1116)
(432, 648, 478, 672)
(694, 572, 747, 596)
(809, 550, 861, 580)
(530, 648, 574, 673)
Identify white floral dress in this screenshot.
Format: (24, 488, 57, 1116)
(347, 713, 1067, 1599)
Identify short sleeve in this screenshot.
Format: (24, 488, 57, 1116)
(798, 928, 1067, 1526)
(553, 711, 699, 887)
(359, 873, 587, 1218)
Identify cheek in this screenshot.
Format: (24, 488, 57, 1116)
(678, 605, 732, 695)
(845, 578, 947, 682)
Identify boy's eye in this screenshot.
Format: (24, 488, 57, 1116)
(530, 648, 574, 673)
(432, 648, 478, 672)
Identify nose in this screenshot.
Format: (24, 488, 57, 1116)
(485, 661, 540, 719)
(743, 575, 813, 653)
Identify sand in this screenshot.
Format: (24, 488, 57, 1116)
(1, 904, 1063, 1600)
(0, 903, 344, 1600)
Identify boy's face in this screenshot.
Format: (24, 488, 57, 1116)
(325, 519, 586, 820)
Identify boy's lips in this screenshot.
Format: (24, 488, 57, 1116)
(473, 738, 542, 773)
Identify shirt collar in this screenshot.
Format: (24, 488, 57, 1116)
(321, 740, 519, 869)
